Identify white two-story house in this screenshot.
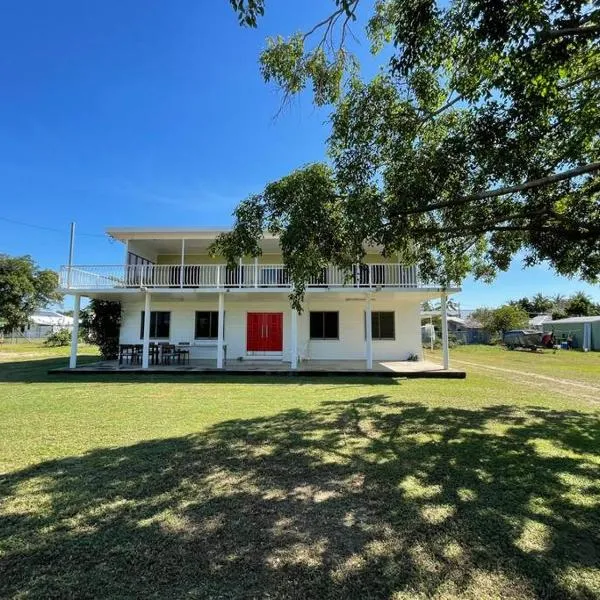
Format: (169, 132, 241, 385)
(59, 227, 459, 372)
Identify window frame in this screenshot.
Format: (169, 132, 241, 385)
(365, 311, 396, 341)
(309, 311, 340, 340)
(194, 311, 221, 340)
(140, 311, 171, 340)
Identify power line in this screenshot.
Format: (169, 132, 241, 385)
(0, 216, 107, 238)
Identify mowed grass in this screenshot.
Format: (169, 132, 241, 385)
(426, 343, 600, 385)
(0, 346, 599, 599)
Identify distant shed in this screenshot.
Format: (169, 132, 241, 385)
(543, 316, 600, 351)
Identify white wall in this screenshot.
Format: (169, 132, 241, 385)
(119, 293, 423, 361)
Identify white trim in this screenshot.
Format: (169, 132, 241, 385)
(217, 292, 225, 368)
(291, 308, 298, 369)
(441, 292, 449, 370)
(365, 296, 373, 370)
(69, 294, 80, 368)
(142, 292, 151, 369)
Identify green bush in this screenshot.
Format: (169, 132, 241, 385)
(44, 329, 72, 347)
(80, 300, 121, 359)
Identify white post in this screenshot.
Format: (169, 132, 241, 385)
(123, 240, 130, 285)
(180, 239, 185, 288)
(217, 292, 225, 368)
(67, 222, 75, 288)
(365, 296, 373, 370)
(291, 308, 298, 369)
(142, 292, 151, 369)
(254, 257, 258, 288)
(441, 292, 450, 370)
(69, 294, 80, 368)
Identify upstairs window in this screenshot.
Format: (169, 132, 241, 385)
(140, 311, 170, 339)
(310, 311, 339, 340)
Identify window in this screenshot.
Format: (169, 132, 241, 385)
(310, 311, 339, 339)
(140, 311, 170, 339)
(195, 311, 220, 339)
(366, 311, 395, 340)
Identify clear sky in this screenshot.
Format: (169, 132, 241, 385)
(1, 0, 598, 310)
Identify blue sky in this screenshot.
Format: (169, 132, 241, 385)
(1, 0, 598, 310)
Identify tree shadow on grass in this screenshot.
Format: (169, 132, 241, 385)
(1, 396, 599, 599)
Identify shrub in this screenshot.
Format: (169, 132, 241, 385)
(81, 300, 121, 359)
(44, 329, 71, 347)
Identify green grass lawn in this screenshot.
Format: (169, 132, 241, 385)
(1, 346, 599, 599)
(427, 343, 600, 386)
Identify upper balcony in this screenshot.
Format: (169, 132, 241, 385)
(59, 263, 421, 292)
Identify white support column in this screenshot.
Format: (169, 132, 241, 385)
(123, 240, 130, 286)
(217, 292, 225, 368)
(290, 307, 298, 370)
(441, 292, 450, 370)
(69, 294, 80, 368)
(180, 239, 185, 288)
(365, 295, 373, 370)
(142, 292, 151, 369)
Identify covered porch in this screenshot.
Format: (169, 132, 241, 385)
(67, 288, 455, 373)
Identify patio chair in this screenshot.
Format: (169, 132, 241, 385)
(176, 342, 191, 365)
(161, 344, 179, 365)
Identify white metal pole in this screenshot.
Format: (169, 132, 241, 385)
(67, 222, 75, 288)
(441, 292, 450, 370)
(365, 296, 373, 370)
(180, 239, 185, 288)
(217, 292, 225, 368)
(142, 292, 151, 369)
(69, 294, 80, 368)
(430, 315, 434, 352)
(291, 308, 298, 369)
(123, 240, 129, 284)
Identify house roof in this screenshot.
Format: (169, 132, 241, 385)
(547, 315, 600, 324)
(529, 314, 552, 326)
(107, 227, 242, 241)
(30, 310, 73, 326)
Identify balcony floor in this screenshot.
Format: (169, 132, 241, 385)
(50, 359, 466, 379)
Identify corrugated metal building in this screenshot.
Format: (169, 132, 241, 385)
(543, 316, 600, 351)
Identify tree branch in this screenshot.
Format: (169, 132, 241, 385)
(537, 24, 600, 39)
(398, 162, 600, 216)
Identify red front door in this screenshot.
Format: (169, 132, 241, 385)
(247, 313, 283, 352)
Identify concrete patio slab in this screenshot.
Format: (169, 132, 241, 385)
(50, 359, 466, 378)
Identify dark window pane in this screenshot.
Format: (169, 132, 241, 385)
(367, 312, 395, 340)
(195, 311, 219, 339)
(141, 311, 170, 339)
(378, 312, 395, 339)
(310, 312, 324, 339)
(210, 313, 219, 338)
(195, 312, 210, 338)
(323, 312, 339, 339)
(155, 312, 170, 338)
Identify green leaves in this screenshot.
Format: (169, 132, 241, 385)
(229, 0, 265, 28)
(228, 0, 600, 295)
(0, 254, 61, 332)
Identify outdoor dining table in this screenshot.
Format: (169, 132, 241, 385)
(118, 343, 160, 365)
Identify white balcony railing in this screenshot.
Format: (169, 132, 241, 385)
(59, 263, 420, 291)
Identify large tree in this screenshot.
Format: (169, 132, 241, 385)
(221, 0, 599, 308)
(0, 254, 61, 331)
